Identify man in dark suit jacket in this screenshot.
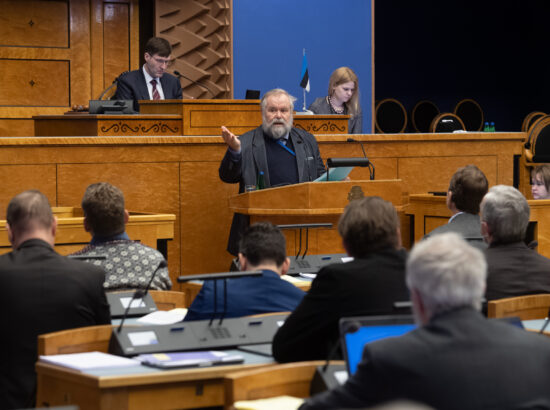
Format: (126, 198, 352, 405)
(114, 37, 183, 112)
(0, 190, 111, 409)
(219, 88, 326, 255)
(301, 232, 550, 410)
(184, 222, 305, 321)
(424, 164, 488, 250)
(481, 185, 550, 301)
(272, 197, 409, 363)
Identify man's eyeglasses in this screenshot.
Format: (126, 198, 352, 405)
(153, 57, 173, 67)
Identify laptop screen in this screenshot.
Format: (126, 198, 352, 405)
(340, 315, 416, 375)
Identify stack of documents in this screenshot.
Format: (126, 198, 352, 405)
(39, 351, 140, 371)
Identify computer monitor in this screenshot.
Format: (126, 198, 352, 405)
(340, 315, 416, 375)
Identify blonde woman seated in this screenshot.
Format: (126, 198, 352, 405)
(531, 164, 550, 199)
(308, 66, 362, 133)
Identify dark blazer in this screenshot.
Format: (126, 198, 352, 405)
(424, 212, 487, 250)
(219, 126, 325, 255)
(301, 308, 550, 410)
(114, 68, 183, 112)
(183, 270, 305, 321)
(0, 239, 111, 409)
(485, 241, 550, 301)
(272, 249, 409, 363)
(308, 96, 363, 134)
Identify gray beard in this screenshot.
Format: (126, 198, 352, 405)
(262, 121, 291, 140)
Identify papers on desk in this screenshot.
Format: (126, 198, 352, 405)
(137, 350, 244, 369)
(234, 395, 304, 410)
(314, 166, 353, 182)
(39, 351, 140, 372)
(136, 308, 188, 325)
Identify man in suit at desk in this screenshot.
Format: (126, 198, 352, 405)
(424, 164, 488, 250)
(481, 185, 550, 301)
(301, 232, 550, 409)
(184, 222, 305, 321)
(114, 37, 183, 112)
(219, 88, 326, 255)
(272, 196, 409, 363)
(0, 190, 111, 409)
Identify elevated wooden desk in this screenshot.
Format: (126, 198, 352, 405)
(406, 194, 550, 258)
(36, 351, 274, 410)
(34, 100, 349, 137)
(0, 207, 175, 256)
(34, 114, 183, 137)
(139, 99, 349, 135)
(0, 132, 523, 286)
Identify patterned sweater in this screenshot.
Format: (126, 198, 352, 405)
(71, 240, 172, 291)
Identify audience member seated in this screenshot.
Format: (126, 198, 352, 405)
(71, 182, 172, 290)
(308, 66, 362, 133)
(184, 222, 305, 321)
(301, 233, 550, 409)
(481, 185, 550, 301)
(424, 164, 488, 250)
(272, 196, 409, 363)
(0, 190, 111, 409)
(531, 164, 550, 199)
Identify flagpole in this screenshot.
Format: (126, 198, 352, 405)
(302, 48, 307, 111)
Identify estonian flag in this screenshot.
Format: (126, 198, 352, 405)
(300, 52, 310, 92)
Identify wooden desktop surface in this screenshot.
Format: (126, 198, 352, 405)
(35, 352, 276, 410)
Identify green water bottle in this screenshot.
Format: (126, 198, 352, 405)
(490, 121, 495, 132)
(483, 122, 489, 132)
(256, 171, 265, 190)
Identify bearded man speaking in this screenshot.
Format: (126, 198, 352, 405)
(219, 88, 326, 255)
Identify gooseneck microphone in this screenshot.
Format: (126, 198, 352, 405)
(539, 307, 550, 334)
(173, 70, 216, 98)
(346, 137, 375, 180)
(117, 267, 159, 333)
(98, 71, 129, 100)
(322, 321, 360, 372)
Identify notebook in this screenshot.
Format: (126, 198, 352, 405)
(137, 350, 244, 369)
(339, 315, 416, 375)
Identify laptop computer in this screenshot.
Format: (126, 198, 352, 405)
(339, 315, 416, 376)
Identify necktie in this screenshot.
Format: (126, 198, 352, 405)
(151, 79, 160, 100)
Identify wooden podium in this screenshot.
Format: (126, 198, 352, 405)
(229, 180, 405, 255)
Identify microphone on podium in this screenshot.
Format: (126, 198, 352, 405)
(173, 70, 216, 98)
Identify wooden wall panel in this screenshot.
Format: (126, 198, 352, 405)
(0, 59, 69, 106)
(181, 161, 237, 274)
(397, 156, 498, 194)
(0, 0, 69, 47)
(0, 0, 139, 135)
(56, 162, 182, 279)
(0, 164, 57, 210)
(102, 2, 131, 88)
(156, 0, 232, 99)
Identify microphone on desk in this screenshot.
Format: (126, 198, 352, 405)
(346, 137, 375, 180)
(310, 321, 360, 395)
(97, 71, 129, 100)
(539, 307, 550, 334)
(173, 70, 216, 98)
(117, 267, 159, 333)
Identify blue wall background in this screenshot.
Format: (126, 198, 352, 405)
(233, 0, 373, 133)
